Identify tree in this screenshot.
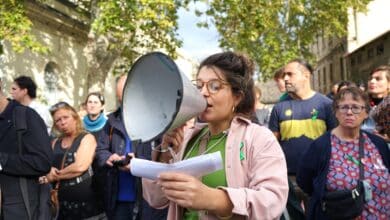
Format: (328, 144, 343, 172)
(194, 0, 372, 80)
(0, 0, 48, 53)
(0, 0, 183, 91)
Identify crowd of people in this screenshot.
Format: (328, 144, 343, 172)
(0, 52, 389, 220)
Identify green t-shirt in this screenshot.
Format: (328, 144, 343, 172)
(183, 127, 228, 220)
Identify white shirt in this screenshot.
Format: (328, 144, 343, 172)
(29, 100, 53, 134)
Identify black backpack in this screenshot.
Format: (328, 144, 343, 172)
(13, 105, 52, 220)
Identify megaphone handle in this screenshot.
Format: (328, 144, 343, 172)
(152, 144, 178, 162)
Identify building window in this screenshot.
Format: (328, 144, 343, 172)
(322, 66, 326, 92)
(357, 54, 362, 64)
(44, 62, 60, 105)
(377, 43, 384, 55)
(351, 57, 356, 66)
(329, 63, 333, 83)
(367, 48, 374, 59)
(44, 62, 59, 92)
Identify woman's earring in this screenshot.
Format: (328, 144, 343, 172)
(232, 106, 235, 113)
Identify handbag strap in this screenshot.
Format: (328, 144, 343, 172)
(54, 139, 71, 190)
(358, 133, 365, 180)
(13, 106, 31, 220)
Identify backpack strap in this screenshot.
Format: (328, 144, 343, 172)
(109, 126, 114, 142)
(68, 132, 88, 153)
(13, 106, 32, 220)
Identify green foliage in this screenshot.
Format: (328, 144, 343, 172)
(0, 0, 48, 53)
(87, 0, 182, 57)
(1, 0, 182, 58)
(196, 0, 372, 80)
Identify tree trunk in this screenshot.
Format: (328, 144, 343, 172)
(84, 33, 121, 92)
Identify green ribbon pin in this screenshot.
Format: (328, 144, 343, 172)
(240, 141, 245, 161)
(347, 154, 360, 166)
(311, 108, 319, 120)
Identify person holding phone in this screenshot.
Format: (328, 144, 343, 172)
(94, 75, 139, 220)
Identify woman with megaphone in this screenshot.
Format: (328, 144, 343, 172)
(143, 51, 289, 220)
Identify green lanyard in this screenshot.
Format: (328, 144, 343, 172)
(346, 134, 364, 170)
(347, 154, 360, 166)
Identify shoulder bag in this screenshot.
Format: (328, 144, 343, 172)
(321, 134, 366, 219)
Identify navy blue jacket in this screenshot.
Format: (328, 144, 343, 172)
(95, 108, 167, 219)
(95, 108, 138, 218)
(297, 131, 390, 220)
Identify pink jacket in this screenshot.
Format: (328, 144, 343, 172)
(143, 116, 288, 220)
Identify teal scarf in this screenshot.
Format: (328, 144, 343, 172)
(83, 113, 107, 132)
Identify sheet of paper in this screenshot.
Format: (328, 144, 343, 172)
(130, 151, 223, 180)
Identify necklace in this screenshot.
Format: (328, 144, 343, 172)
(61, 136, 75, 149)
(184, 127, 228, 159)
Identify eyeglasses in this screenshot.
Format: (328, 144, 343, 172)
(336, 105, 366, 114)
(192, 79, 229, 94)
(49, 101, 71, 114)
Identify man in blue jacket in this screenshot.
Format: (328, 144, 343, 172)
(95, 75, 167, 220)
(95, 74, 138, 219)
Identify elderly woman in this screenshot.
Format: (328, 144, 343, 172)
(142, 51, 288, 219)
(297, 87, 390, 219)
(42, 102, 105, 219)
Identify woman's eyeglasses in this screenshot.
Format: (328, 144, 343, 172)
(336, 105, 366, 114)
(192, 79, 229, 94)
(49, 102, 71, 114)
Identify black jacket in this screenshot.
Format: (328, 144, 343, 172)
(0, 100, 53, 219)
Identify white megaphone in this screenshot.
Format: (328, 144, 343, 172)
(122, 52, 207, 143)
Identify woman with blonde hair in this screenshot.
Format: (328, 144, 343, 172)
(41, 102, 105, 219)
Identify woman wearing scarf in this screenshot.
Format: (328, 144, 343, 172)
(83, 92, 107, 135)
(82, 92, 107, 211)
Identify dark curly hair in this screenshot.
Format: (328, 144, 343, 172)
(198, 51, 255, 117)
(14, 75, 37, 98)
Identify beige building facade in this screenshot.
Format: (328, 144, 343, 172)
(310, 36, 347, 94)
(0, 0, 94, 108)
(346, 0, 390, 81)
(310, 0, 390, 93)
(0, 0, 198, 113)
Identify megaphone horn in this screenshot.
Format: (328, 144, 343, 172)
(122, 52, 207, 143)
